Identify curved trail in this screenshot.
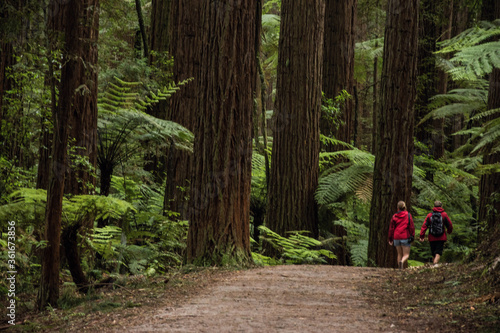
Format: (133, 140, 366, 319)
(127, 265, 404, 332)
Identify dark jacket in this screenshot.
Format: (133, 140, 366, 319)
(420, 207, 453, 242)
(388, 210, 415, 242)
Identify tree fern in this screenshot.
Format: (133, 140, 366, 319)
(419, 87, 488, 126)
(437, 19, 500, 81)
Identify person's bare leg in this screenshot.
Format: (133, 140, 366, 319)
(396, 246, 403, 268)
(401, 246, 411, 269)
(433, 254, 441, 264)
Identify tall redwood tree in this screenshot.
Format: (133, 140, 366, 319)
(322, 0, 357, 145)
(163, 0, 200, 219)
(322, 0, 357, 265)
(186, 0, 257, 265)
(62, 0, 99, 292)
(38, 0, 99, 308)
(368, 0, 419, 268)
(266, 0, 325, 243)
(478, 0, 500, 232)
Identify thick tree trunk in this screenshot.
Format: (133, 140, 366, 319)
(144, 0, 171, 183)
(0, 42, 13, 156)
(415, 0, 439, 157)
(322, 0, 357, 146)
(322, 0, 357, 265)
(38, 0, 82, 309)
(368, 0, 419, 268)
(39, 0, 99, 306)
(62, 0, 99, 293)
(265, 0, 325, 248)
(478, 69, 500, 231)
(478, 0, 500, 232)
(186, 0, 256, 265)
(150, 0, 171, 65)
(163, 0, 199, 218)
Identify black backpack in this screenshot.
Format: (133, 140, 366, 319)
(428, 211, 444, 237)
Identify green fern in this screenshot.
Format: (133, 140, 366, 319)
(437, 19, 500, 81)
(258, 226, 336, 265)
(98, 76, 192, 113)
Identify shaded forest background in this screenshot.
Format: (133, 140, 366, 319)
(0, 0, 500, 312)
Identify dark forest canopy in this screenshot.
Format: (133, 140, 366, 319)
(0, 0, 499, 310)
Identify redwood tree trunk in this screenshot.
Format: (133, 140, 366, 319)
(150, 0, 171, 65)
(163, 0, 199, 219)
(38, 0, 82, 309)
(322, 0, 357, 145)
(478, 0, 500, 232)
(415, 0, 440, 157)
(322, 0, 357, 265)
(0, 43, 14, 149)
(63, 0, 99, 292)
(368, 0, 419, 268)
(186, 0, 256, 265)
(266, 0, 325, 245)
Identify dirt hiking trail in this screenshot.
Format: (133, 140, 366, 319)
(125, 265, 400, 333)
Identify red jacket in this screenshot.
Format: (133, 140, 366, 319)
(388, 210, 415, 242)
(420, 207, 453, 241)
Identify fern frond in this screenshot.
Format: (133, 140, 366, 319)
(472, 120, 500, 153)
(447, 41, 500, 81)
(315, 164, 373, 205)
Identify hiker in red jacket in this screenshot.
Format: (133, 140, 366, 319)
(419, 201, 453, 265)
(388, 201, 415, 269)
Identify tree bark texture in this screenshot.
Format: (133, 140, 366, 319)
(478, 68, 500, 231)
(368, 0, 419, 268)
(186, 0, 256, 265)
(266, 0, 325, 244)
(0, 41, 13, 156)
(38, 0, 82, 309)
(64, 0, 99, 196)
(478, 0, 500, 232)
(62, 0, 99, 292)
(415, 0, 440, 158)
(163, 0, 200, 219)
(321, 0, 357, 265)
(135, 0, 148, 59)
(150, 0, 171, 64)
(322, 0, 357, 146)
(144, 0, 171, 182)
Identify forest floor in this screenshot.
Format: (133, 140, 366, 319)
(5, 262, 500, 332)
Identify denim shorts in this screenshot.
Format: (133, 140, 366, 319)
(393, 239, 411, 247)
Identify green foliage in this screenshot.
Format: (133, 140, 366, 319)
(320, 90, 352, 136)
(437, 19, 500, 81)
(94, 176, 188, 275)
(258, 226, 336, 265)
(98, 76, 192, 114)
(333, 219, 369, 267)
(97, 77, 194, 192)
(316, 148, 375, 205)
(0, 157, 34, 204)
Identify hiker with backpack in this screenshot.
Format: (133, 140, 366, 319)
(388, 201, 415, 269)
(419, 201, 453, 265)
